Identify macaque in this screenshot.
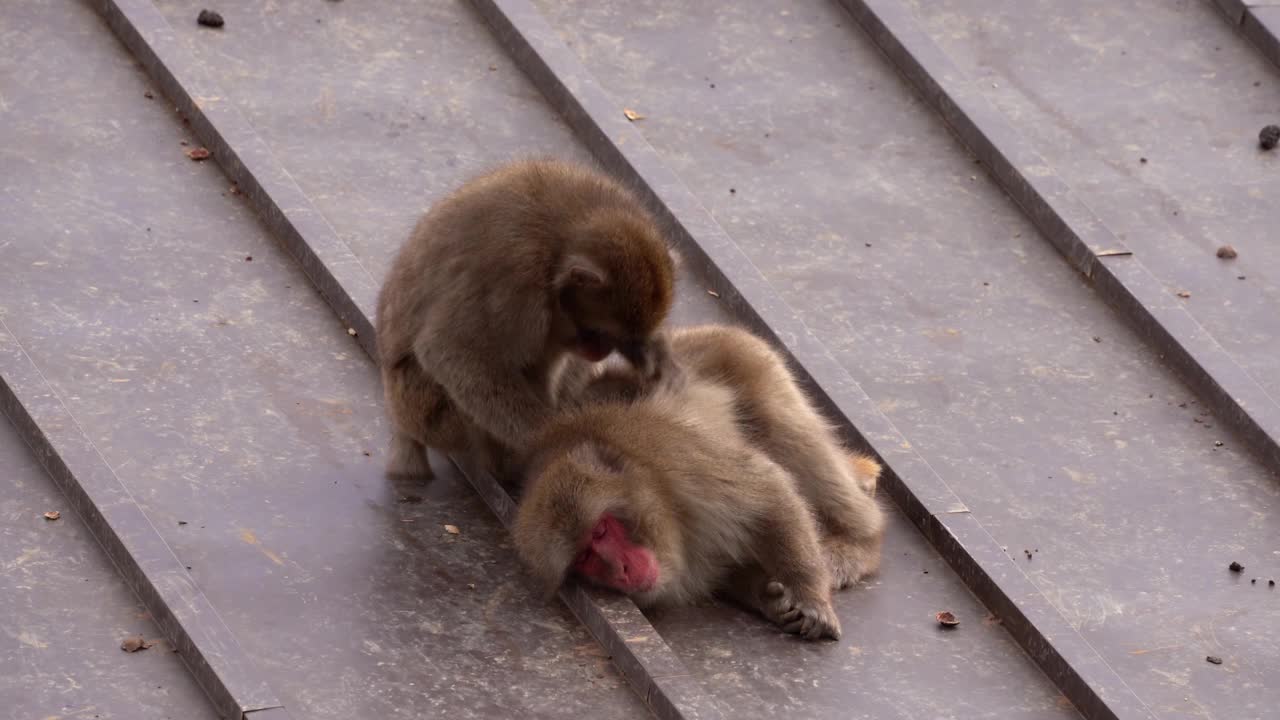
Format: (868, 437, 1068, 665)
(375, 158, 676, 479)
(516, 325, 885, 640)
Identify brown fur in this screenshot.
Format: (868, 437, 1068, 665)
(517, 325, 885, 640)
(375, 158, 675, 478)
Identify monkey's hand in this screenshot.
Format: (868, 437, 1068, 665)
(759, 581, 842, 641)
(643, 330, 687, 394)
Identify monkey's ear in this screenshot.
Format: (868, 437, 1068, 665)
(556, 255, 608, 289)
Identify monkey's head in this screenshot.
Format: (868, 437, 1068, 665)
(554, 208, 676, 372)
(514, 439, 673, 599)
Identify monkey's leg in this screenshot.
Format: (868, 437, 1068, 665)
(745, 457, 842, 640)
(745, 388, 886, 589)
(382, 357, 469, 479)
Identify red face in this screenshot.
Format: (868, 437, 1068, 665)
(573, 513, 659, 594)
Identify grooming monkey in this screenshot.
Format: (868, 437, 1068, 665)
(375, 158, 676, 479)
(516, 325, 886, 640)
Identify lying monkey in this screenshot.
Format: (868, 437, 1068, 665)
(514, 325, 885, 640)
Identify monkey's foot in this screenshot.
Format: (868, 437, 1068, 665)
(823, 537, 881, 590)
(387, 434, 434, 480)
(759, 581, 842, 641)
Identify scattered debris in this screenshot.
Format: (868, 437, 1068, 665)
(43, 511, 60, 521)
(1252, 578, 1257, 584)
(1259, 124, 1280, 151)
(706, 289, 720, 298)
(1092, 336, 1102, 343)
(1216, 245, 1238, 259)
(468, 583, 476, 590)
(1229, 561, 1245, 572)
(121, 635, 153, 653)
(488, 64, 497, 72)
(1271, 580, 1276, 588)
(397, 495, 424, 504)
(1024, 549, 1033, 560)
(444, 524, 461, 535)
(1096, 249, 1133, 257)
(729, 187, 736, 194)
(144, 90, 154, 99)
(362, 450, 371, 457)
(178, 520, 188, 526)
(1205, 655, 1223, 665)
(1176, 290, 1191, 299)
(197, 9, 224, 28)
(229, 184, 242, 195)
(347, 328, 358, 337)
(1238, 275, 1247, 280)
(622, 108, 645, 122)
(244, 255, 252, 262)
(935, 611, 959, 627)
(1215, 441, 1224, 447)
(186, 147, 211, 161)
(1139, 157, 1147, 164)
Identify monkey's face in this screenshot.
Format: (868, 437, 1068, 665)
(572, 512, 660, 594)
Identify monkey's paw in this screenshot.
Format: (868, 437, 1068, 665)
(760, 581, 842, 641)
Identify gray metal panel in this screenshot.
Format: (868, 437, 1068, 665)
(0, 414, 219, 720)
(1244, 5, 1280, 66)
(0, 324, 285, 720)
(526, 1, 1280, 719)
(105, 1, 1093, 719)
(0, 1, 647, 717)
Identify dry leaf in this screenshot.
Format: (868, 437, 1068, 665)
(443, 524, 461, 535)
(623, 108, 645, 122)
(120, 635, 153, 652)
(186, 147, 211, 161)
(935, 611, 959, 627)
(43, 511, 61, 521)
(1176, 290, 1191, 299)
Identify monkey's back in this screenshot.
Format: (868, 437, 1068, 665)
(376, 158, 665, 365)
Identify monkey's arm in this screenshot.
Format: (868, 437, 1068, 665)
(413, 336, 551, 453)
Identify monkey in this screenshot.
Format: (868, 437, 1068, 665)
(375, 158, 677, 480)
(515, 325, 885, 640)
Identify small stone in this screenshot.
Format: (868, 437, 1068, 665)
(1229, 561, 1244, 572)
(347, 328, 358, 337)
(1259, 124, 1280, 151)
(1271, 580, 1276, 587)
(1215, 441, 1224, 447)
(935, 611, 959, 627)
(197, 9, 224, 28)
(186, 147, 211, 161)
(244, 255, 252, 262)
(121, 635, 154, 652)
(43, 511, 60, 521)
(1216, 245, 1238, 259)
(1206, 655, 1223, 665)
(1092, 336, 1102, 343)
(444, 524, 461, 535)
